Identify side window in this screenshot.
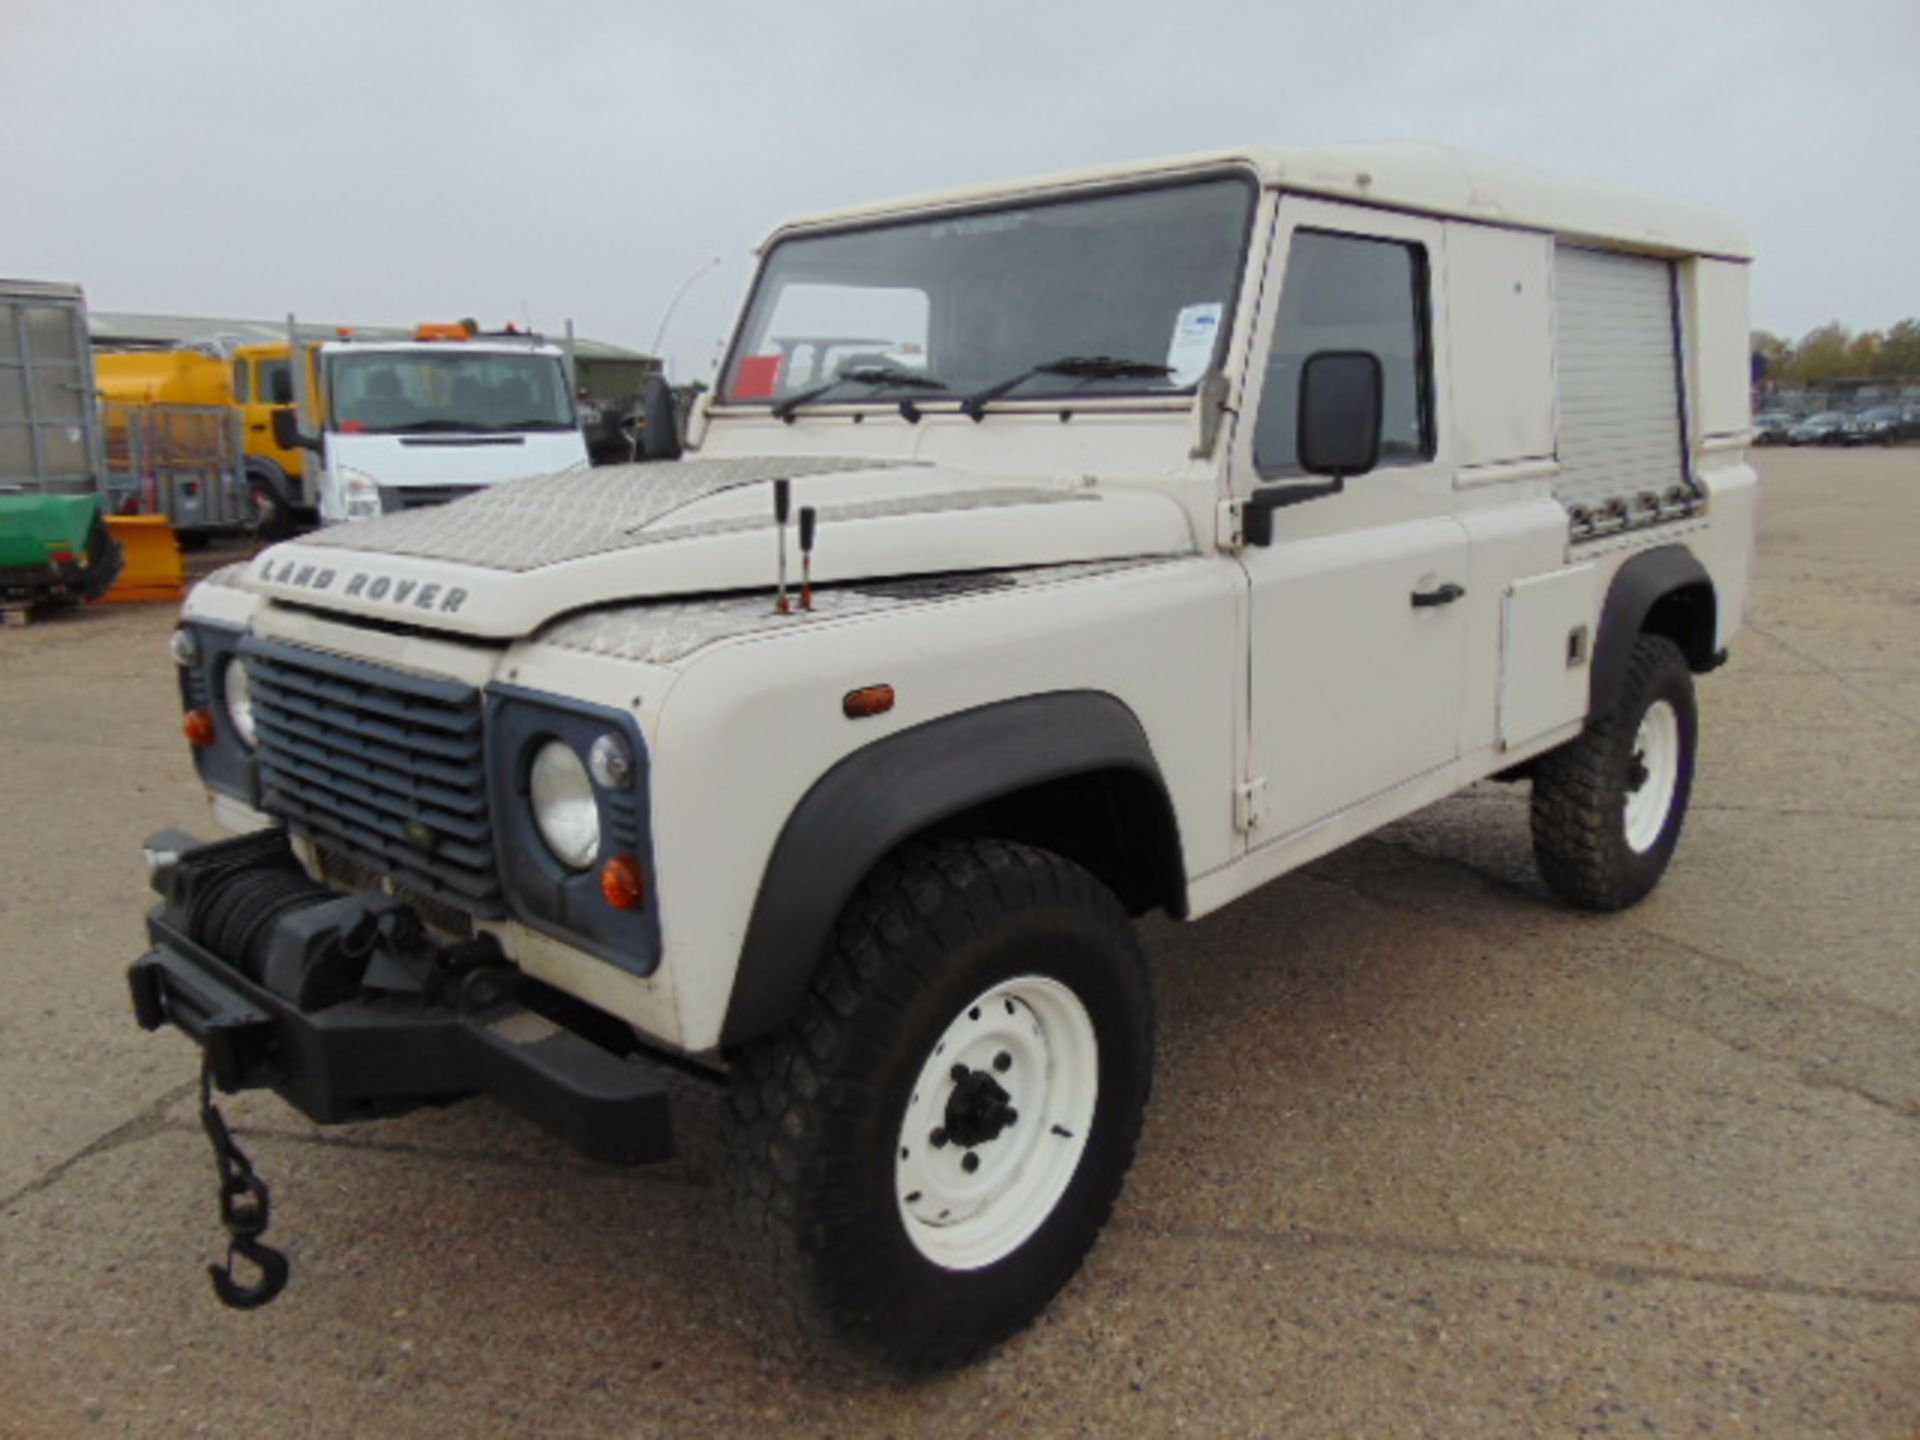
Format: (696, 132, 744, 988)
(231, 359, 251, 404)
(1253, 230, 1433, 478)
(259, 360, 293, 405)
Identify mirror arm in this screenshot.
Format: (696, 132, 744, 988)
(1242, 477, 1345, 546)
(270, 406, 321, 453)
(640, 374, 683, 461)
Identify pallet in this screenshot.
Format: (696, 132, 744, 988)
(1, 585, 87, 626)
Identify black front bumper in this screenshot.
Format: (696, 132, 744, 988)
(129, 830, 674, 1166)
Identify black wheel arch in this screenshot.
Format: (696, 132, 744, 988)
(720, 690, 1187, 1046)
(1590, 545, 1721, 721)
(245, 456, 295, 503)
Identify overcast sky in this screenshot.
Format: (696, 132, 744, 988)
(5, 0, 1912, 375)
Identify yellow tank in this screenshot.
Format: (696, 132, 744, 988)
(94, 349, 231, 407)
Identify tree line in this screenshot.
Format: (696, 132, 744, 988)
(1751, 320, 1920, 385)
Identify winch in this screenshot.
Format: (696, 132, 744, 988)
(128, 826, 677, 1308)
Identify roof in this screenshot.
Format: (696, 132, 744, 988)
(1, 278, 86, 302)
(771, 142, 1750, 261)
(314, 337, 567, 356)
(86, 310, 653, 362)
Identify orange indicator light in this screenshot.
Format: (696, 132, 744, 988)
(183, 708, 216, 747)
(842, 684, 895, 719)
(599, 854, 646, 910)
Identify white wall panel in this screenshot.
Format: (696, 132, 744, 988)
(1446, 224, 1554, 469)
(1688, 258, 1752, 440)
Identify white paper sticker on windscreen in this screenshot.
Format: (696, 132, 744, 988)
(1165, 303, 1223, 386)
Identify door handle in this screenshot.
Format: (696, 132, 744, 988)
(248, 423, 266, 433)
(1410, 582, 1465, 608)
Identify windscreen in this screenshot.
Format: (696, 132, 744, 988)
(328, 350, 575, 434)
(723, 175, 1257, 405)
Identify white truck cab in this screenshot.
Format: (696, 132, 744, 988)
(137, 144, 1754, 1373)
(277, 326, 588, 522)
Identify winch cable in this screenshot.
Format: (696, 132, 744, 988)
(197, 1051, 290, 1309)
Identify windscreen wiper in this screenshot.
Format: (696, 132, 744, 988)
(771, 365, 947, 424)
(958, 355, 1174, 421)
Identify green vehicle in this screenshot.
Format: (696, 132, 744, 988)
(0, 492, 121, 619)
(2, 280, 122, 619)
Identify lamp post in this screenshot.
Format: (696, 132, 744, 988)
(650, 256, 724, 373)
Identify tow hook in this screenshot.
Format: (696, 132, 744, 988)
(197, 1053, 290, 1310)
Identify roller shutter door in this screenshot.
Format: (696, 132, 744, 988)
(1552, 246, 1691, 519)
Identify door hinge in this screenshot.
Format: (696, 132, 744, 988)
(1215, 498, 1246, 552)
(1235, 776, 1268, 833)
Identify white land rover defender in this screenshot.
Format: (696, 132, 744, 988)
(133, 144, 1755, 1372)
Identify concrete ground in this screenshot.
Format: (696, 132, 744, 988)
(1, 447, 1915, 1438)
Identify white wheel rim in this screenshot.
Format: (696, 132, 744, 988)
(894, 975, 1098, 1272)
(1623, 699, 1681, 853)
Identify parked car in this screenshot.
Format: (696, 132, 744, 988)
(1789, 411, 1848, 445)
(1866, 404, 1920, 443)
(1842, 406, 1901, 446)
(1753, 410, 1794, 444)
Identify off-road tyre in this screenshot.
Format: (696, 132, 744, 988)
(722, 837, 1154, 1376)
(1531, 633, 1697, 911)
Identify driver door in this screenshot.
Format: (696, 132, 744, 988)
(1234, 199, 1469, 843)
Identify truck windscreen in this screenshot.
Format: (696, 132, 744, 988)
(328, 351, 576, 434)
(722, 174, 1257, 408)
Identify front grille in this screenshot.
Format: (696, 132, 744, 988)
(315, 843, 478, 941)
(244, 638, 503, 918)
(314, 842, 382, 892)
(380, 484, 483, 513)
(393, 883, 476, 941)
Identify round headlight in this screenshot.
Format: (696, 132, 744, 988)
(169, 627, 200, 667)
(223, 658, 257, 748)
(530, 741, 599, 870)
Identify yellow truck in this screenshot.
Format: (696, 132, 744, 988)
(95, 342, 314, 538)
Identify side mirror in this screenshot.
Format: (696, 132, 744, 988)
(1243, 349, 1385, 546)
(1297, 350, 1383, 478)
(270, 406, 319, 452)
(640, 373, 682, 461)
